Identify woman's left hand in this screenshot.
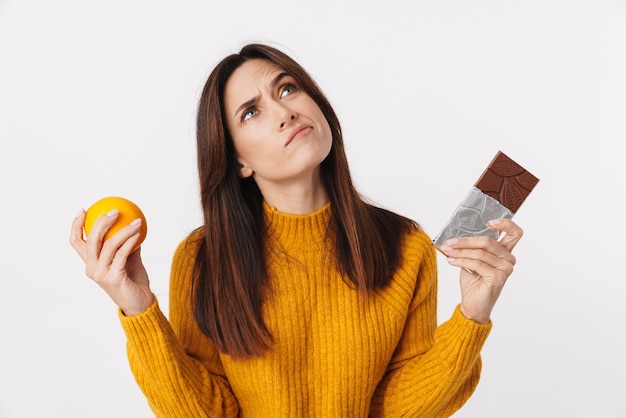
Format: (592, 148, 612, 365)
(439, 219, 523, 324)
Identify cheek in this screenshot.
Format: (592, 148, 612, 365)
(232, 137, 255, 166)
(234, 136, 276, 170)
(236, 145, 261, 167)
(232, 128, 258, 155)
(308, 103, 332, 144)
(320, 117, 333, 150)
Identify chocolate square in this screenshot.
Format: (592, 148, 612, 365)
(474, 151, 539, 213)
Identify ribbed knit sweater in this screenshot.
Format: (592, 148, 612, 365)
(119, 203, 492, 417)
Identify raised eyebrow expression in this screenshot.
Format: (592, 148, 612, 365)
(234, 72, 296, 120)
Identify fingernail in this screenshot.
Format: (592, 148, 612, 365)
(440, 244, 452, 254)
(106, 209, 119, 217)
(445, 238, 459, 246)
(75, 208, 85, 218)
(488, 219, 502, 227)
(130, 218, 142, 226)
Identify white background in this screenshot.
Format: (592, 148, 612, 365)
(1, 1, 625, 417)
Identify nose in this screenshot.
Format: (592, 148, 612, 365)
(278, 110, 297, 129)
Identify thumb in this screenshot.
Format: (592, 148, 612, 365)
(487, 219, 524, 252)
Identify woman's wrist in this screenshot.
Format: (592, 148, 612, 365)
(120, 293, 155, 317)
(459, 304, 491, 324)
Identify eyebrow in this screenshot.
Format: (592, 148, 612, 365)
(234, 71, 291, 119)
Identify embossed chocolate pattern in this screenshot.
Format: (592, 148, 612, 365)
(474, 151, 539, 213)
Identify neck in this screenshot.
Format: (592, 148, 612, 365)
(255, 173, 328, 215)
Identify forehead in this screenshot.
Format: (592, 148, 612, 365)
(224, 59, 284, 101)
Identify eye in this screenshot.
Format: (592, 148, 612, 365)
(242, 108, 258, 122)
(279, 83, 298, 99)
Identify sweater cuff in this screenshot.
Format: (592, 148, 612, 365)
(429, 305, 492, 376)
(118, 296, 169, 342)
(447, 304, 492, 349)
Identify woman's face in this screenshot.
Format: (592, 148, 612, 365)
(223, 59, 332, 193)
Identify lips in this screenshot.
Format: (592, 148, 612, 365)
(285, 125, 313, 146)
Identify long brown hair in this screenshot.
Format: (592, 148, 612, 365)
(193, 43, 416, 358)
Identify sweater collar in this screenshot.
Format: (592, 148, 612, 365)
(263, 201, 332, 248)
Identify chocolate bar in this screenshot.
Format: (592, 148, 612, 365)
(432, 151, 539, 248)
(474, 151, 539, 213)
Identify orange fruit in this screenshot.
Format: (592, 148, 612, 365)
(84, 196, 147, 251)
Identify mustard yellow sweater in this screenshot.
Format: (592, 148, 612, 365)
(119, 203, 492, 417)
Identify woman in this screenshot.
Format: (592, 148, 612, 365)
(70, 43, 522, 417)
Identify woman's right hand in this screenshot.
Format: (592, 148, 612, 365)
(70, 208, 154, 316)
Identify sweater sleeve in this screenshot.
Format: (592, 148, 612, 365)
(118, 234, 239, 418)
(370, 232, 492, 417)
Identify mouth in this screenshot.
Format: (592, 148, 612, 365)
(285, 125, 313, 147)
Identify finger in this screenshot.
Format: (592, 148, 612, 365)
(442, 235, 516, 264)
(449, 254, 513, 284)
(109, 220, 143, 263)
(98, 218, 143, 271)
(441, 244, 516, 270)
(441, 239, 516, 274)
(69, 209, 87, 261)
(85, 209, 120, 266)
(486, 219, 524, 252)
